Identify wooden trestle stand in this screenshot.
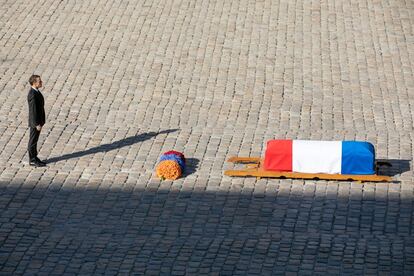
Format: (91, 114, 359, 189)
(224, 157, 392, 182)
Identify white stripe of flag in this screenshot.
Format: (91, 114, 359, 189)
(292, 140, 342, 174)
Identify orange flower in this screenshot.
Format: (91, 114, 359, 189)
(156, 160, 182, 180)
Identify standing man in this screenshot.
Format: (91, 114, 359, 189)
(27, 75, 46, 167)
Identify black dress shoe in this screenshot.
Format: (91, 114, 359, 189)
(35, 157, 47, 165)
(29, 160, 46, 167)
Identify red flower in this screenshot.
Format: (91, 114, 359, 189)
(163, 151, 185, 163)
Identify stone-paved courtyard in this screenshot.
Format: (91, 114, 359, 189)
(1, 0, 413, 274)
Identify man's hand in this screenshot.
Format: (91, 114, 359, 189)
(36, 125, 42, 131)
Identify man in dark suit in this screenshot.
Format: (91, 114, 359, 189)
(27, 75, 46, 167)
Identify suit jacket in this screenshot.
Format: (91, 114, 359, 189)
(27, 88, 46, 127)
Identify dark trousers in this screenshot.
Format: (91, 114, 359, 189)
(28, 127, 40, 160)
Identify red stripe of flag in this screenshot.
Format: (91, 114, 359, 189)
(264, 140, 293, 171)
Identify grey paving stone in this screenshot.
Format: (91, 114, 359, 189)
(0, 0, 414, 274)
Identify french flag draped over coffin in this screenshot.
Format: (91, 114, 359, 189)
(264, 140, 375, 175)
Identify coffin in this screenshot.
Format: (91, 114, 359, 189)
(264, 140, 375, 175)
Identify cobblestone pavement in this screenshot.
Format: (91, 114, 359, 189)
(1, 0, 413, 274)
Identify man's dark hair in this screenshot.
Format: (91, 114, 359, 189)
(29, 75, 40, 85)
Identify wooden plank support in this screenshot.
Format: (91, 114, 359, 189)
(227, 157, 261, 164)
(224, 169, 391, 182)
(225, 157, 392, 182)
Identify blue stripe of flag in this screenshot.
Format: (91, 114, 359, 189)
(341, 141, 375, 175)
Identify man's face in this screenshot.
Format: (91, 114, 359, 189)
(34, 77, 43, 89)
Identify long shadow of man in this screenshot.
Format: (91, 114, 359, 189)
(46, 129, 178, 164)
